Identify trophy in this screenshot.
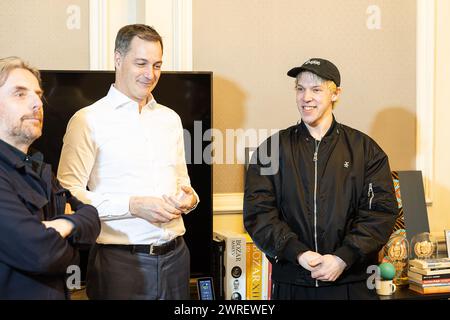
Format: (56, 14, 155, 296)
(382, 229, 409, 286)
(410, 232, 437, 260)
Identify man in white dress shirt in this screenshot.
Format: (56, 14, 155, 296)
(57, 24, 198, 299)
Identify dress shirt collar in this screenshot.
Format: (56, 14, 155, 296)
(107, 84, 157, 111)
(0, 139, 45, 175)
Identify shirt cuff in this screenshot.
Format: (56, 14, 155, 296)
(98, 195, 132, 220)
(184, 190, 200, 214)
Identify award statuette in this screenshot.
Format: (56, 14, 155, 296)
(410, 232, 437, 260)
(382, 229, 409, 286)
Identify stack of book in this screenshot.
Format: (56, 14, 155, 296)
(408, 258, 450, 294)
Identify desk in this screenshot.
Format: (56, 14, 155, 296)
(379, 286, 450, 300)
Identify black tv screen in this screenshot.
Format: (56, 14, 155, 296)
(32, 70, 213, 278)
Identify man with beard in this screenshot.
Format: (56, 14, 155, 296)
(0, 56, 100, 299)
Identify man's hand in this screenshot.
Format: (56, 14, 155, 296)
(310, 254, 347, 282)
(43, 219, 75, 238)
(162, 185, 197, 214)
(297, 251, 323, 271)
(129, 196, 182, 223)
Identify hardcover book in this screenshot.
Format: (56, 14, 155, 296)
(213, 230, 246, 300)
(408, 270, 450, 282)
(245, 236, 263, 300)
(409, 258, 450, 269)
(409, 283, 450, 294)
(409, 266, 450, 276)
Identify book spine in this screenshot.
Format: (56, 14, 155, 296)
(267, 260, 272, 300)
(418, 263, 450, 269)
(409, 278, 450, 287)
(246, 242, 263, 300)
(409, 284, 450, 294)
(408, 271, 450, 280)
(261, 255, 269, 300)
(409, 266, 450, 275)
(212, 239, 226, 300)
(409, 260, 450, 269)
(246, 242, 252, 299)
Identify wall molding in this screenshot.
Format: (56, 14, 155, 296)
(172, 0, 193, 71)
(89, 0, 192, 71)
(89, 0, 108, 70)
(213, 193, 244, 214)
(144, 0, 192, 71)
(416, 0, 436, 205)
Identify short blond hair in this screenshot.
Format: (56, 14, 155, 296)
(295, 71, 337, 92)
(0, 56, 41, 88)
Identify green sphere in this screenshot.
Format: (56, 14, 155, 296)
(379, 262, 396, 280)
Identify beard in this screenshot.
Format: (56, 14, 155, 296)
(10, 117, 43, 146)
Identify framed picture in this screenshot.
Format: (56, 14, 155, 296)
(445, 230, 450, 258)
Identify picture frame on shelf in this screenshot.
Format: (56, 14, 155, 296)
(445, 230, 450, 258)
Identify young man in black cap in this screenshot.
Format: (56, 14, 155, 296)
(243, 58, 397, 299)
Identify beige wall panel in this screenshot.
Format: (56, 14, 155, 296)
(0, 0, 89, 69)
(193, 0, 416, 194)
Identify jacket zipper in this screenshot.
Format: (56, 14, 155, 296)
(313, 139, 321, 287)
(368, 183, 374, 210)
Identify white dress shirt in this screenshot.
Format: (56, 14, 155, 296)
(57, 85, 197, 245)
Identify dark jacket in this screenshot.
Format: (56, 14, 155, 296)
(244, 119, 397, 286)
(0, 139, 101, 299)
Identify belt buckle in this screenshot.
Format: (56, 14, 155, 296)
(149, 244, 156, 255)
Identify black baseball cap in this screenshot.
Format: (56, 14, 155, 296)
(287, 58, 341, 86)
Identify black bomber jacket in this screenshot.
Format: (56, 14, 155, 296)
(243, 118, 398, 286)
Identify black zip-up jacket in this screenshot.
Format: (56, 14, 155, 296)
(244, 119, 397, 287)
(0, 139, 101, 299)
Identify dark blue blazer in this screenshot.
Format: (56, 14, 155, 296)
(0, 139, 100, 299)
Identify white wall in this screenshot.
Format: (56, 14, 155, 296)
(427, 0, 450, 233)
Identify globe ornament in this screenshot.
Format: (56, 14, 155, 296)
(379, 262, 396, 280)
(410, 232, 436, 260)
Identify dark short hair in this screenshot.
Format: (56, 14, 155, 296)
(114, 24, 163, 56)
(0, 56, 41, 88)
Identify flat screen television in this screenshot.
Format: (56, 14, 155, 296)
(32, 70, 213, 278)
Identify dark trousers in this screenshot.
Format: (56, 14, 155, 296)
(272, 280, 379, 300)
(86, 237, 190, 300)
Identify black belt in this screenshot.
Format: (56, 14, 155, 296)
(101, 237, 180, 255)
